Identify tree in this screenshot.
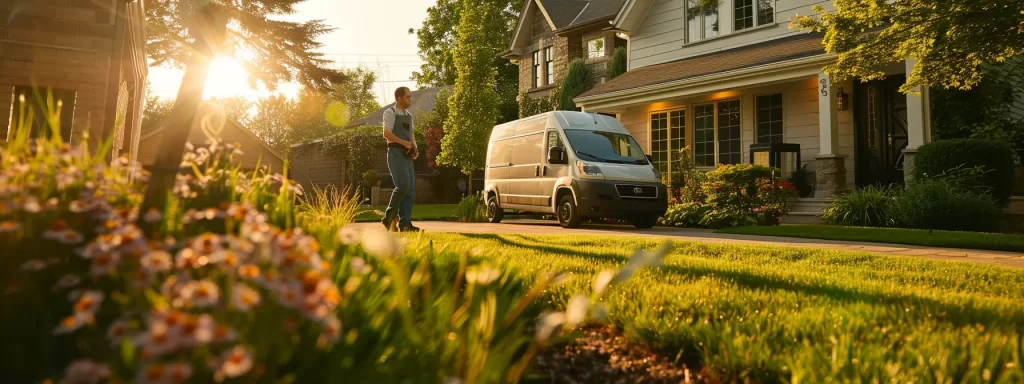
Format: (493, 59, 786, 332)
(608, 47, 627, 80)
(558, 59, 591, 111)
(792, 0, 1024, 93)
(247, 95, 297, 152)
(141, 87, 174, 136)
(438, 0, 503, 178)
(332, 67, 382, 122)
(207, 96, 254, 125)
(413, 0, 520, 124)
(141, 0, 346, 214)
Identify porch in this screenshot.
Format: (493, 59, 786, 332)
(574, 36, 932, 199)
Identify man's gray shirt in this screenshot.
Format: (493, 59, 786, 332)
(382, 107, 413, 139)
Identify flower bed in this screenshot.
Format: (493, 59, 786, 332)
(660, 162, 797, 229)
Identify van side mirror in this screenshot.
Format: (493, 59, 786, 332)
(547, 147, 567, 164)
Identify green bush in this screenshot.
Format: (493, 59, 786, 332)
(454, 192, 486, 222)
(661, 159, 797, 228)
(608, 47, 627, 80)
(888, 180, 1002, 232)
(915, 139, 1015, 204)
(558, 59, 591, 111)
(822, 185, 897, 227)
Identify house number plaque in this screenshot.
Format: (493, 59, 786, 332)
(820, 78, 829, 96)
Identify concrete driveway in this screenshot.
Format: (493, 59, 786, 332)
(348, 219, 1024, 269)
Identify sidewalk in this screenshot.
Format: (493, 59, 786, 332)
(349, 219, 1024, 269)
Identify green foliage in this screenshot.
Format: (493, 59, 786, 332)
(888, 180, 1002, 232)
(915, 139, 1016, 204)
(661, 160, 797, 228)
(793, 0, 1024, 93)
(438, 0, 504, 174)
(141, 85, 175, 135)
(822, 185, 897, 227)
(558, 59, 591, 111)
(607, 47, 627, 80)
(517, 89, 558, 118)
(454, 193, 486, 223)
(295, 184, 363, 250)
(788, 164, 814, 198)
(362, 169, 380, 188)
(418, 232, 1024, 383)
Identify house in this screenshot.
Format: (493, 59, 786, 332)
(501, 0, 629, 100)
(504, 0, 935, 202)
(1, 0, 147, 164)
(137, 102, 285, 173)
(289, 86, 461, 204)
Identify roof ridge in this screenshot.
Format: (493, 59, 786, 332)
(566, 0, 592, 26)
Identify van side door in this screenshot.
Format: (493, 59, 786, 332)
(486, 138, 513, 204)
(508, 132, 545, 206)
(538, 130, 569, 206)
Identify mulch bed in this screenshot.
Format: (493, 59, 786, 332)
(531, 325, 705, 384)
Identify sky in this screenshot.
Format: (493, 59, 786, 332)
(147, 0, 437, 106)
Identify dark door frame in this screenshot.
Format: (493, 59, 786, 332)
(853, 74, 910, 187)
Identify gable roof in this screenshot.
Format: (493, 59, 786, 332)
(344, 86, 452, 128)
(505, 0, 626, 57)
(576, 33, 827, 100)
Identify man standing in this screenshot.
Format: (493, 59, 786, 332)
(381, 87, 421, 232)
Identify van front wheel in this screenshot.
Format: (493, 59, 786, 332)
(486, 195, 503, 223)
(557, 195, 582, 229)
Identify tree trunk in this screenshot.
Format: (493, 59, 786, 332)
(136, 4, 227, 224)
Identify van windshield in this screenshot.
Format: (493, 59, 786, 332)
(563, 129, 649, 165)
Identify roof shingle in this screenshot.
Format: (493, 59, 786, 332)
(577, 33, 827, 99)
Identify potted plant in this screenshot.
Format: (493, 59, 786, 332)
(789, 164, 814, 198)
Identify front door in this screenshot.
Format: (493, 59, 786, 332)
(854, 74, 909, 187)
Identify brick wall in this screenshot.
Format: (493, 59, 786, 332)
(0, 0, 127, 147)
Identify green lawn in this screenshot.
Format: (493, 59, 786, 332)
(354, 204, 458, 223)
(717, 224, 1024, 253)
(407, 233, 1024, 382)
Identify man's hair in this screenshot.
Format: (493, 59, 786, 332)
(395, 87, 410, 100)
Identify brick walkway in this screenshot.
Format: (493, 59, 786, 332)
(350, 219, 1024, 269)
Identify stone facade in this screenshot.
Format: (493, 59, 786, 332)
(815, 155, 849, 198)
(0, 0, 146, 164)
(902, 149, 918, 185)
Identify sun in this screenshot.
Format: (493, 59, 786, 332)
(203, 57, 251, 100)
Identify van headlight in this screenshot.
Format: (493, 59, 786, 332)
(576, 160, 603, 177)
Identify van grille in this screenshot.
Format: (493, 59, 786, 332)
(615, 184, 658, 199)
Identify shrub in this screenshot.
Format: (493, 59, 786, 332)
(558, 59, 591, 111)
(660, 160, 797, 228)
(608, 47, 627, 80)
(822, 185, 897, 227)
(915, 139, 1015, 204)
(888, 180, 1002, 232)
(454, 192, 486, 222)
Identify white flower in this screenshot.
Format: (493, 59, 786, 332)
(54, 274, 82, 290)
(60, 359, 110, 384)
(216, 345, 253, 379)
(23, 197, 41, 213)
(20, 259, 47, 271)
(465, 265, 501, 286)
(360, 230, 403, 259)
(143, 208, 162, 223)
(565, 294, 590, 327)
(89, 251, 121, 277)
(593, 269, 616, 296)
(179, 280, 220, 308)
(141, 251, 173, 274)
(349, 257, 372, 274)
(107, 319, 132, 346)
(337, 227, 360, 245)
(230, 284, 261, 312)
(134, 323, 176, 358)
(138, 362, 193, 384)
(535, 311, 567, 342)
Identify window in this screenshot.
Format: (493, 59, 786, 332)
(11, 86, 76, 142)
(533, 51, 541, 88)
(545, 47, 554, 85)
(687, 0, 719, 43)
(755, 94, 783, 143)
(651, 110, 686, 181)
(734, 0, 774, 31)
(586, 38, 605, 59)
(693, 104, 715, 166)
(717, 100, 741, 165)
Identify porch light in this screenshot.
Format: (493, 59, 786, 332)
(836, 88, 849, 111)
(616, 32, 628, 39)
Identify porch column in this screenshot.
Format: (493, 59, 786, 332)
(815, 72, 848, 198)
(903, 59, 931, 184)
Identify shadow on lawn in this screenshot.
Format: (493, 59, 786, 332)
(456, 233, 1024, 331)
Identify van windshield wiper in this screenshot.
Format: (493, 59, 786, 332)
(576, 151, 628, 164)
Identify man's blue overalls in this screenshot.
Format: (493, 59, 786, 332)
(383, 107, 415, 230)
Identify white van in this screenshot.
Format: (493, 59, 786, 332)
(483, 111, 667, 228)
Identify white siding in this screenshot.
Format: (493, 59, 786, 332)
(629, 0, 835, 69)
(618, 76, 855, 190)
